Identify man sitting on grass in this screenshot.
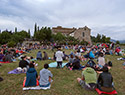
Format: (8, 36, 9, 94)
(39, 64, 53, 88)
(77, 64, 97, 90)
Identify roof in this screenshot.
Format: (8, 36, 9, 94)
(52, 26, 76, 34)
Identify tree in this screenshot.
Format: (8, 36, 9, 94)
(116, 40, 120, 44)
(28, 29, 31, 38)
(15, 27, 17, 33)
(101, 35, 106, 43)
(105, 37, 111, 43)
(96, 34, 101, 42)
(0, 30, 12, 44)
(34, 23, 37, 38)
(91, 36, 96, 43)
(8, 41, 16, 47)
(54, 32, 65, 42)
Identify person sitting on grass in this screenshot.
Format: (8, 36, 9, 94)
(0, 77, 3, 82)
(42, 51, 48, 60)
(23, 62, 39, 87)
(77, 64, 97, 90)
(105, 61, 113, 70)
(0, 52, 4, 61)
(97, 66, 115, 92)
(66, 54, 75, 70)
(72, 56, 81, 70)
(36, 51, 42, 60)
(97, 53, 105, 69)
(39, 64, 53, 88)
(17, 56, 29, 72)
(4, 52, 13, 62)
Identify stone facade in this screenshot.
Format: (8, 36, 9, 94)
(52, 26, 91, 44)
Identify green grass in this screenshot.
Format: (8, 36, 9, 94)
(0, 49, 125, 95)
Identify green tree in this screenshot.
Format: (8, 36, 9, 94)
(15, 27, 17, 33)
(8, 41, 16, 47)
(54, 32, 65, 42)
(101, 35, 106, 43)
(96, 34, 101, 42)
(116, 40, 120, 44)
(105, 37, 111, 43)
(28, 29, 31, 38)
(0, 30, 12, 44)
(34, 23, 37, 38)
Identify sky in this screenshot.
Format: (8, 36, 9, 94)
(0, 0, 125, 40)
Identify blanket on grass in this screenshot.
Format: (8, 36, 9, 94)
(23, 85, 51, 90)
(8, 69, 25, 74)
(49, 62, 67, 68)
(0, 61, 10, 63)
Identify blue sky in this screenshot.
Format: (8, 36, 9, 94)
(0, 0, 125, 40)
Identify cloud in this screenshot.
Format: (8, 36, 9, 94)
(0, 0, 125, 40)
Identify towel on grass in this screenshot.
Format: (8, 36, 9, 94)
(0, 61, 10, 63)
(49, 62, 67, 68)
(23, 85, 51, 90)
(8, 69, 25, 74)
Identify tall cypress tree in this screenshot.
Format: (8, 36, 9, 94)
(28, 29, 31, 38)
(15, 27, 17, 33)
(34, 23, 37, 38)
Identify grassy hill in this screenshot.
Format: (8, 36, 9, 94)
(0, 49, 125, 95)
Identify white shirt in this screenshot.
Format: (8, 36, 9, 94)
(55, 50, 64, 61)
(98, 57, 105, 66)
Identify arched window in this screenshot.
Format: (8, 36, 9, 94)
(82, 32, 84, 37)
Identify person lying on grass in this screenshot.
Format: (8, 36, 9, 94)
(39, 64, 53, 87)
(77, 64, 97, 90)
(97, 66, 115, 92)
(23, 62, 39, 87)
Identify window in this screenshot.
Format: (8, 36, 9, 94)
(82, 32, 84, 37)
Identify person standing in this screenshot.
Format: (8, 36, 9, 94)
(55, 47, 64, 68)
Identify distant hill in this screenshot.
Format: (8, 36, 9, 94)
(119, 40, 125, 44)
(110, 39, 125, 44)
(110, 39, 116, 43)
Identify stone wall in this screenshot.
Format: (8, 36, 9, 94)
(52, 26, 92, 44)
(74, 26, 91, 44)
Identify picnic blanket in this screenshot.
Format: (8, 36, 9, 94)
(49, 62, 67, 68)
(8, 69, 25, 74)
(23, 85, 51, 90)
(0, 61, 10, 64)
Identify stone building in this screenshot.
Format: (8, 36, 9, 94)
(52, 26, 91, 44)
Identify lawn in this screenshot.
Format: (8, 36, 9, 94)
(0, 49, 125, 95)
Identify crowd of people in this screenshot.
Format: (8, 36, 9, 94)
(0, 42, 125, 93)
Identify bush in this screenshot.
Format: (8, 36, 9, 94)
(8, 41, 16, 47)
